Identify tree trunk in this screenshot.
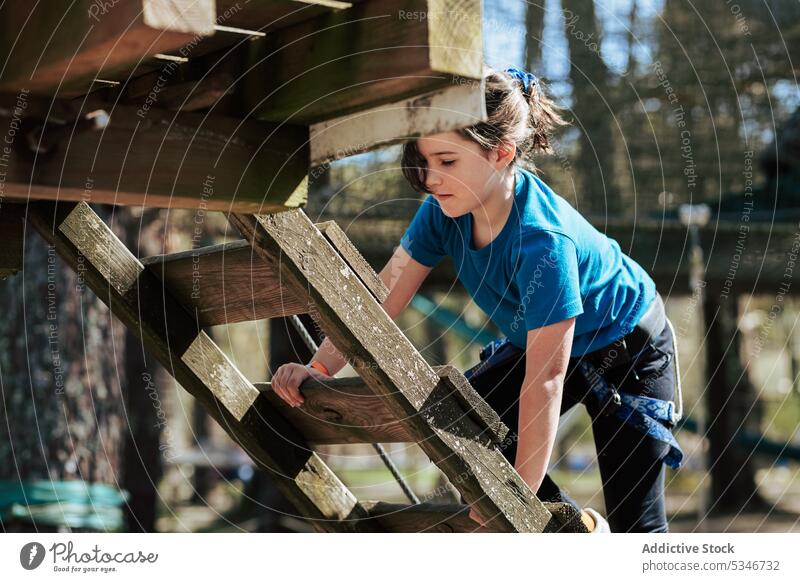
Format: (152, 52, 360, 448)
(703, 293, 768, 514)
(0, 204, 127, 532)
(563, 0, 620, 215)
(524, 1, 546, 72)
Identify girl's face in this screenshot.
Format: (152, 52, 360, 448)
(415, 131, 515, 218)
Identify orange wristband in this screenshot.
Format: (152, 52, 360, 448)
(307, 360, 330, 376)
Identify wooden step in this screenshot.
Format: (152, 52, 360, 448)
(257, 366, 508, 445)
(141, 221, 388, 326)
(141, 241, 307, 327)
(359, 501, 589, 533)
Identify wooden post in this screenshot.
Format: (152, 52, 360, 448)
(703, 293, 768, 514)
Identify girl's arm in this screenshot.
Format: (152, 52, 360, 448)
(514, 317, 575, 492)
(306, 245, 433, 376)
(469, 318, 574, 527)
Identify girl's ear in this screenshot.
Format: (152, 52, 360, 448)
(490, 140, 516, 169)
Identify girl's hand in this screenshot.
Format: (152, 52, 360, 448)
(468, 507, 485, 526)
(271, 362, 328, 407)
(468, 507, 496, 532)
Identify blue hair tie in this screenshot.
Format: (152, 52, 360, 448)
(505, 67, 537, 92)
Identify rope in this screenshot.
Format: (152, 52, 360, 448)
(288, 315, 420, 505)
(0, 479, 128, 531)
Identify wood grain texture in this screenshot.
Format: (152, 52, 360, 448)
(141, 240, 309, 327)
(259, 376, 408, 444)
(317, 220, 389, 303)
(436, 364, 508, 444)
(140, 219, 388, 327)
(181, 331, 260, 421)
(215, 0, 355, 32)
(28, 201, 376, 532)
(0, 0, 215, 96)
(360, 501, 588, 533)
(241, 0, 484, 123)
(258, 363, 507, 445)
(309, 82, 486, 166)
(229, 208, 554, 532)
(427, 0, 483, 77)
(2, 107, 308, 213)
(59, 202, 143, 295)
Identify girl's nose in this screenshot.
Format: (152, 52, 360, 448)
(425, 169, 442, 190)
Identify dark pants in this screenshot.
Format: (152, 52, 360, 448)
(467, 320, 678, 533)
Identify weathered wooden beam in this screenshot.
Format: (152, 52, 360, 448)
(259, 376, 409, 444)
(316, 220, 389, 303)
(0, 203, 25, 278)
(140, 219, 388, 327)
(360, 501, 588, 533)
(257, 365, 508, 445)
(141, 241, 309, 327)
(229, 209, 554, 532)
(241, 0, 483, 123)
(0, 1, 216, 96)
(435, 364, 507, 443)
(215, 0, 355, 32)
(309, 82, 486, 166)
(2, 107, 308, 213)
(26, 201, 377, 532)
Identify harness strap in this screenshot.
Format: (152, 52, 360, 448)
(578, 360, 684, 469)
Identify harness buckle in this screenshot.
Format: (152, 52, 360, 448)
(599, 387, 622, 417)
(600, 386, 622, 416)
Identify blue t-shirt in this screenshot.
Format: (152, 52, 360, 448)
(399, 166, 657, 357)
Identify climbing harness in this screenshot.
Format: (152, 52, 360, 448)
(577, 358, 684, 470)
(464, 307, 685, 470)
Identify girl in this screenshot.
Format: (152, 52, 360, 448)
(271, 66, 683, 533)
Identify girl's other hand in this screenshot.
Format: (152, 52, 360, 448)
(271, 362, 328, 407)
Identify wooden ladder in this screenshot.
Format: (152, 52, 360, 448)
(24, 200, 588, 533)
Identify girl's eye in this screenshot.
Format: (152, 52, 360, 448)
(442, 160, 456, 166)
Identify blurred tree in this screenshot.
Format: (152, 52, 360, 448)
(563, 0, 620, 215)
(0, 205, 127, 532)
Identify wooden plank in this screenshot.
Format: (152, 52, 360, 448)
(0, 1, 215, 96)
(309, 81, 487, 166)
(2, 107, 308, 213)
(317, 220, 389, 303)
(259, 376, 410, 444)
(139, 218, 387, 327)
(141, 241, 309, 327)
(229, 209, 554, 532)
(257, 365, 508, 445)
(27, 201, 377, 532)
(360, 501, 588, 533)
(0, 203, 25, 278)
(241, 0, 483, 123)
(435, 364, 508, 444)
(215, 0, 355, 31)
